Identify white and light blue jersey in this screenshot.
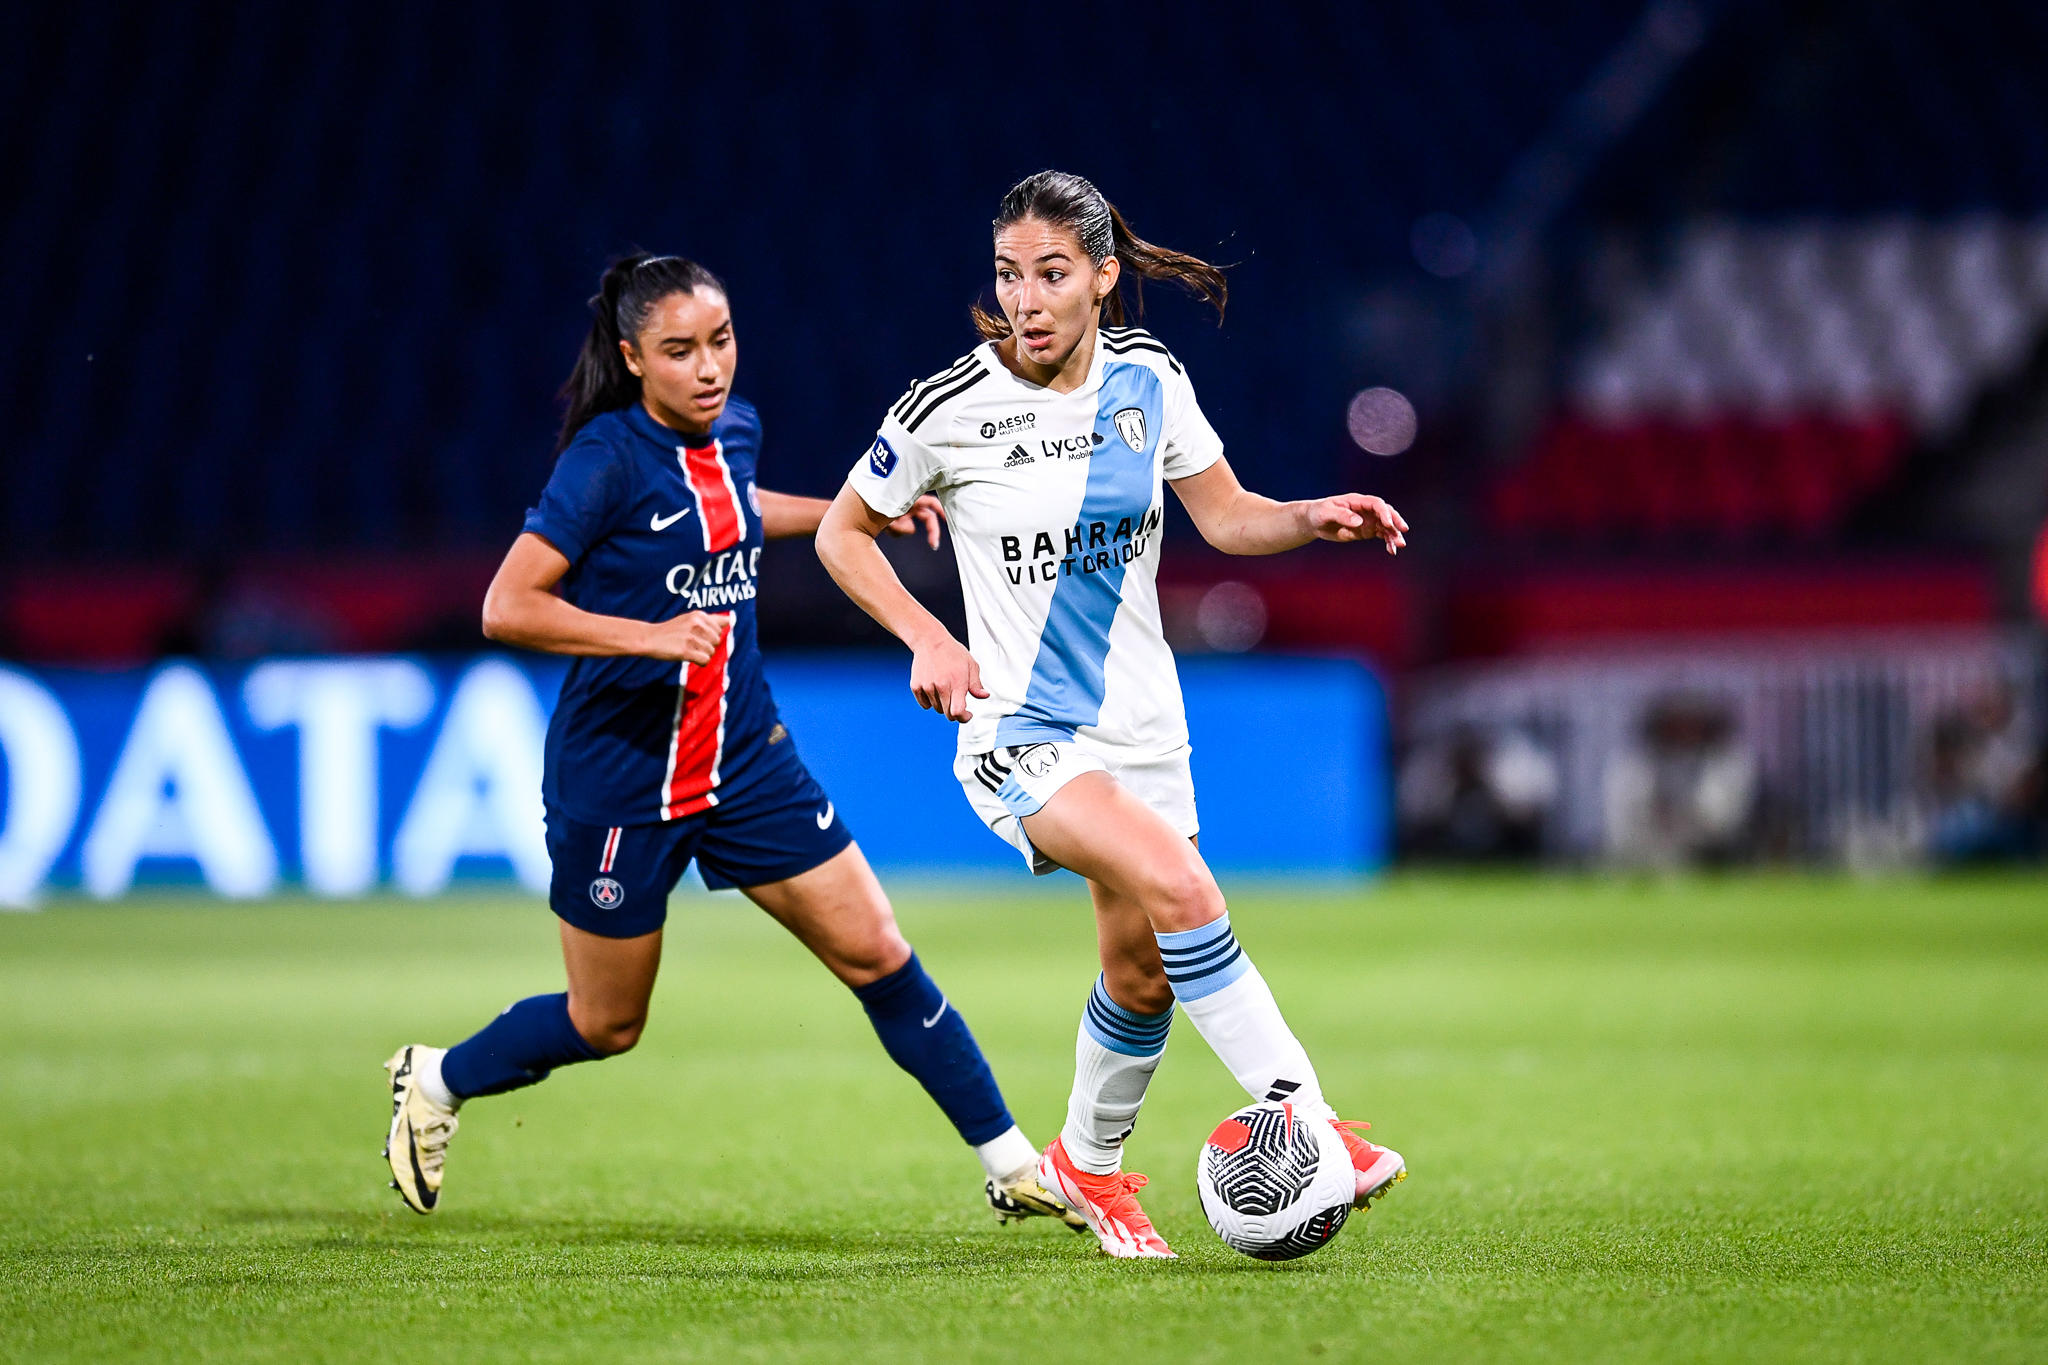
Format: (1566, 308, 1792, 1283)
(849, 327, 1224, 759)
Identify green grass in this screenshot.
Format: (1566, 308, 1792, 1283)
(2, 873, 2044, 1363)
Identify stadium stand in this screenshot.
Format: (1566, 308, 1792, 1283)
(1492, 221, 2048, 546)
(0, 2, 1642, 563)
(5, 0, 2045, 667)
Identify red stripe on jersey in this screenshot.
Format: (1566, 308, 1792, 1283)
(681, 439, 744, 553)
(659, 615, 734, 820)
(599, 826, 621, 873)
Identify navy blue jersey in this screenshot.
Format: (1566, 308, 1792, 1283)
(524, 399, 781, 826)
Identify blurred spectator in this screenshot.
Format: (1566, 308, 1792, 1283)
(156, 565, 339, 659)
(1925, 682, 2043, 863)
(1603, 693, 1758, 867)
(1399, 725, 1559, 859)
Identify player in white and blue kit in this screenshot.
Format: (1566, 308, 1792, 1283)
(379, 254, 1080, 1235)
(819, 173, 1413, 1258)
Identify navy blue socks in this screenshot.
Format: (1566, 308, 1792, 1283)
(434, 958, 1020, 1164)
(852, 952, 1015, 1147)
(440, 992, 604, 1100)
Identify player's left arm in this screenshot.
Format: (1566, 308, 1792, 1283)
(1169, 456, 1408, 556)
(757, 488, 944, 548)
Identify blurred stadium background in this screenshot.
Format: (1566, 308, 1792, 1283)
(4, 0, 2045, 900)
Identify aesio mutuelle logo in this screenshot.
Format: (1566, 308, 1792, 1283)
(979, 412, 1036, 440)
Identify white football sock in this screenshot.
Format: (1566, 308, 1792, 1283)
(1060, 976, 1172, 1175)
(417, 1047, 460, 1111)
(1156, 915, 1335, 1122)
(974, 1124, 1039, 1183)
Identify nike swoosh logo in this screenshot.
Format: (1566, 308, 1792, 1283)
(922, 997, 949, 1028)
(815, 803, 834, 830)
(651, 508, 692, 531)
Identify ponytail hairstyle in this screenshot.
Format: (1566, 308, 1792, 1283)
(557, 252, 728, 451)
(971, 170, 1228, 342)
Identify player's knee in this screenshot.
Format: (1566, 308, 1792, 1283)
(841, 921, 913, 985)
(571, 1006, 647, 1056)
(589, 1016, 645, 1055)
(1142, 861, 1225, 933)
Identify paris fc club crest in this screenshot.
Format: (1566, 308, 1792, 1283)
(1015, 743, 1060, 778)
(589, 877, 625, 910)
(1114, 407, 1147, 453)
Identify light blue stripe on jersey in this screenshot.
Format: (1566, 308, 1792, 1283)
(994, 360, 1162, 749)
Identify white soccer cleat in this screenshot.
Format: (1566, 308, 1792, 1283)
(383, 1045, 458, 1214)
(986, 1167, 1091, 1233)
(1037, 1138, 1176, 1259)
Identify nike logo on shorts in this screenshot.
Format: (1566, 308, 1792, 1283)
(815, 803, 834, 829)
(922, 997, 949, 1028)
(650, 508, 693, 531)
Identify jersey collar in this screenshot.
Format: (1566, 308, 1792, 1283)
(985, 329, 1105, 399)
(624, 400, 718, 452)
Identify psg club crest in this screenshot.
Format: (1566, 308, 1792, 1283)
(1114, 407, 1147, 453)
(589, 877, 625, 910)
(868, 436, 898, 477)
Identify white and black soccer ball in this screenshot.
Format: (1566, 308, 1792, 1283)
(1196, 1101, 1354, 1261)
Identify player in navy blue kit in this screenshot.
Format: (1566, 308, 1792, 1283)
(381, 254, 1079, 1234)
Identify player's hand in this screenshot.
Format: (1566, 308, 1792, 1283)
(644, 611, 731, 665)
(1307, 494, 1408, 554)
(885, 495, 945, 550)
(909, 633, 988, 722)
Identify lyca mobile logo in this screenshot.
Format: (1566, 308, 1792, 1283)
(979, 412, 1036, 440)
(1041, 433, 1104, 460)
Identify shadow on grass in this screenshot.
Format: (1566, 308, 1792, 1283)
(182, 1204, 1332, 1279)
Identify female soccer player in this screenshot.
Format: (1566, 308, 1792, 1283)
(381, 253, 1079, 1234)
(817, 172, 1412, 1258)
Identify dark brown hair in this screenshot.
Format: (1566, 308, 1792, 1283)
(558, 253, 727, 451)
(971, 170, 1228, 341)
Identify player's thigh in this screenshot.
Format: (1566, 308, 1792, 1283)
(545, 813, 697, 1048)
(558, 920, 663, 1051)
(741, 842, 911, 987)
(1021, 771, 1224, 932)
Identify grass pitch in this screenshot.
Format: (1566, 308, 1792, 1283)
(1, 873, 2043, 1363)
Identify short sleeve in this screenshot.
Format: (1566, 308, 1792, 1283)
(523, 435, 629, 565)
(1161, 364, 1224, 480)
(846, 412, 948, 519)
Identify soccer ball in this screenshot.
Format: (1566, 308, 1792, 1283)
(1195, 1101, 1355, 1261)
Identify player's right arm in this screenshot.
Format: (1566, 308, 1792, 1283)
(482, 533, 729, 664)
(817, 487, 985, 722)
(816, 418, 985, 722)
(487, 436, 725, 664)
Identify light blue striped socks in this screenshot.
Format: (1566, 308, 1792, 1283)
(1061, 976, 1173, 1174)
(1154, 914, 1333, 1121)
(1061, 915, 1334, 1174)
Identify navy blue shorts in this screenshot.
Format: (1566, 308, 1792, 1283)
(547, 754, 853, 938)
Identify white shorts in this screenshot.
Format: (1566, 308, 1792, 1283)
(955, 740, 1199, 875)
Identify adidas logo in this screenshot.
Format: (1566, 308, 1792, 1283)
(1002, 444, 1035, 468)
